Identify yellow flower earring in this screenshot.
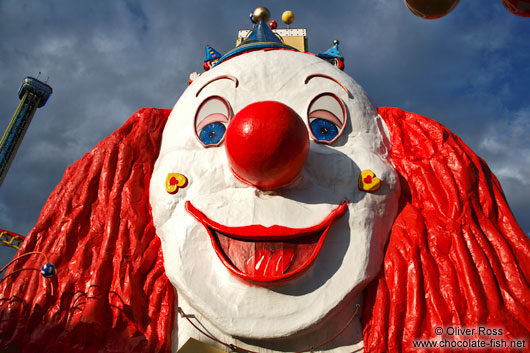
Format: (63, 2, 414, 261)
(358, 170, 381, 193)
(166, 173, 188, 194)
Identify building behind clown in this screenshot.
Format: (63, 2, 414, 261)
(0, 7, 529, 353)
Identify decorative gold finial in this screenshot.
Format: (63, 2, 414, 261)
(333, 39, 340, 45)
(282, 10, 295, 26)
(253, 7, 271, 23)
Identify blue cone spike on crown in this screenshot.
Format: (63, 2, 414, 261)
(214, 19, 297, 67)
(241, 19, 283, 45)
(318, 41, 344, 62)
(204, 45, 222, 62)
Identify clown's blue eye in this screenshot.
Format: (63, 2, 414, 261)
(195, 96, 232, 147)
(310, 119, 339, 141)
(307, 93, 347, 144)
(198, 122, 226, 146)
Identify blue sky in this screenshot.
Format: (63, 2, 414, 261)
(0, 1, 529, 267)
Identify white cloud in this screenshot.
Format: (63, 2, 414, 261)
(477, 108, 530, 232)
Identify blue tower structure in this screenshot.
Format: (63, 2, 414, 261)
(0, 76, 52, 186)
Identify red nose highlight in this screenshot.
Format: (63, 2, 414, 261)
(225, 101, 309, 190)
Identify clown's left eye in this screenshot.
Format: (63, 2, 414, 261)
(195, 96, 232, 147)
(307, 93, 347, 144)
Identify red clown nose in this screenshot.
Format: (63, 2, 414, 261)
(225, 101, 309, 190)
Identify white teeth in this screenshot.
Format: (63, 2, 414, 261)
(243, 255, 254, 274)
(255, 255, 265, 270)
(276, 256, 283, 272)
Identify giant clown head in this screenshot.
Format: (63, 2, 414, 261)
(1, 11, 529, 353)
(150, 48, 400, 340)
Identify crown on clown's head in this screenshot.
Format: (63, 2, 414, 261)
(201, 7, 345, 72)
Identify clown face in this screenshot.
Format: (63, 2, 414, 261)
(150, 50, 400, 339)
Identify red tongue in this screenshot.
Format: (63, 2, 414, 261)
(244, 248, 295, 277)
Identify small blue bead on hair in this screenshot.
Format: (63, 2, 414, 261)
(41, 263, 56, 278)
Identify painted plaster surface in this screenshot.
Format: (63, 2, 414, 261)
(150, 50, 400, 349)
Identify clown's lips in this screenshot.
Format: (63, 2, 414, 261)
(185, 201, 347, 283)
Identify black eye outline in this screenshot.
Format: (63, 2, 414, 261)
(194, 96, 233, 148)
(306, 92, 347, 144)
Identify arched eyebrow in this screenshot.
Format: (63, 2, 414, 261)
(196, 75, 239, 98)
(304, 74, 349, 96)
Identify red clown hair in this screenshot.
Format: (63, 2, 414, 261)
(0, 106, 528, 352)
(363, 108, 530, 352)
(0, 108, 174, 352)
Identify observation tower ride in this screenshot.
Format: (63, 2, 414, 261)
(0, 76, 52, 186)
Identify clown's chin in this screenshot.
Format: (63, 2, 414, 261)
(185, 200, 348, 284)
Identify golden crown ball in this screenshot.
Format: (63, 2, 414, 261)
(282, 10, 295, 25)
(253, 7, 271, 23)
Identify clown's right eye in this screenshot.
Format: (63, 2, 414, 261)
(195, 96, 232, 147)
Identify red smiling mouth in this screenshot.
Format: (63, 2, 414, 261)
(185, 200, 348, 284)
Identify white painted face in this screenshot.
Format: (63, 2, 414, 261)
(150, 50, 400, 339)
